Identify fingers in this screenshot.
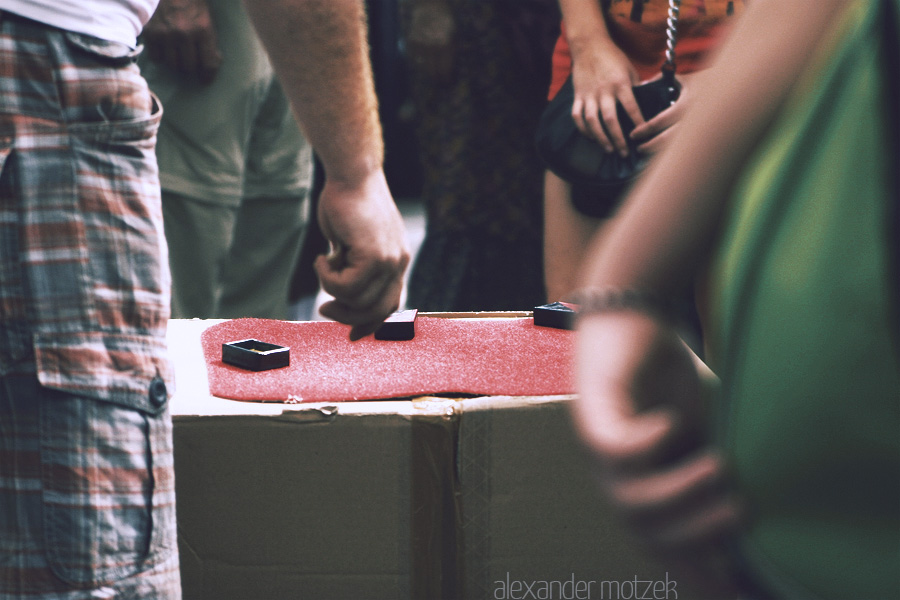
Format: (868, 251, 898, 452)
(585, 414, 744, 559)
(631, 79, 689, 152)
(572, 86, 641, 157)
(580, 418, 743, 557)
(604, 83, 646, 156)
(163, 30, 221, 83)
(314, 247, 408, 340)
(572, 311, 743, 576)
(598, 94, 629, 156)
(635, 124, 675, 155)
(649, 492, 743, 550)
(607, 451, 741, 537)
(317, 294, 402, 341)
(569, 47, 642, 155)
(571, 96, 610, 152)
(195, 29, 223, 84)
(314, 226, 409, 308)
(313, 174, 410, 340)
(573, 312, 705, 465)
(617, 91, 645, 139)
(574, 390, 682, 471)
(142, 0, 222, 83)
(631, 105, 677, 142)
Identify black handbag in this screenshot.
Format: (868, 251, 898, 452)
(535, 0, 681, 218)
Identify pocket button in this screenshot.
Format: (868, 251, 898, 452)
(149, 376, 168, 408)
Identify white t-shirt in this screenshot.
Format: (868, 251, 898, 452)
(0, 0, 159, 47)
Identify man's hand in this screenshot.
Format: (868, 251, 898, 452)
(315, 170, 410, 341)
(143, 0, 222, 84)
(572, 311, 745, 596)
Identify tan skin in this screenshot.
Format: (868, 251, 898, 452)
(571, 0, 850, 594)
(146, 0, 410, 340)
(543, 0, 705, 303)
(542, 171, 605, 303)
(244, 1, 410, 340)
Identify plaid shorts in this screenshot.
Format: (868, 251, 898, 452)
(0, 11, 179, 598)
(0, 375, 180, 599)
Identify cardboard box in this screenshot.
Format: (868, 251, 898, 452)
(169, 320, 459, 600)
(174, 402, 461, 600)
(168, 319, 709, 600)
(456, 396, 711, 599)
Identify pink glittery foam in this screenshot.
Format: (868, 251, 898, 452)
(201, 317, 575, 402)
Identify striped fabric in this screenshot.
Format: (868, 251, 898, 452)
(0, 11, 180, 598)
(0, 376, 180, 598)
(0, 11, 173, 410)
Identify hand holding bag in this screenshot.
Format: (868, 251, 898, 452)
(536, 0, 682, 218)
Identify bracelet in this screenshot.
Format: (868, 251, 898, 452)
(569, 287, 683, 323)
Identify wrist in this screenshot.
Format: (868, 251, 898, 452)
(319, 140, 384, 190)
(324, 162, 381, 188)
(320, 166, 389, 200)
(570, 287, 685, 324)
(568, 34, 616, 64)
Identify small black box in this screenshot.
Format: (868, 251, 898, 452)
(533, 302, 578, 330)
(374, 309, 418, 341)
(222, 339, 290, 371)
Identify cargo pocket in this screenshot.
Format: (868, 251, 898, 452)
(0, 145, 33, 370)
(39, 381, 176, 587)
(37, 24, 170, 345)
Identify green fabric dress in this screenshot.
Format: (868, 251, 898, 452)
(707, 2, 900, 598)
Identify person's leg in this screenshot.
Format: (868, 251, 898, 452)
(224, 77, 313, 319)
(162, 191, 238, 318)
(145, 0, 279, 318)
(0, 13, 180, 597)
(143, 0, 273, 207)
(543, 171, 606, 302)
(218, 193, 309, 319)
(0, 374, 181, 598)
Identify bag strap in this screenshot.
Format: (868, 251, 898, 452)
(661, 0, 681, 85)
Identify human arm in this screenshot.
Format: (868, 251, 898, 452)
(242, 0, 409, 340)
(630, 70, 704, 156)
(558, 0, 643, 156)
(143, 0, 222, 84)
(572, 0, 851, 588)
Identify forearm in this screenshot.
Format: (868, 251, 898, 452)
(557, 0, 617, 62)
(577, 0, 850, 293)
(243, 0, 383, 186)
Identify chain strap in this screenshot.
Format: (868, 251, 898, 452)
(663, 0, 681, 74)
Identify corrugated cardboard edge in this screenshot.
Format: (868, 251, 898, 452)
(409, 398, 463, 599)
(456, 395, 575, 599)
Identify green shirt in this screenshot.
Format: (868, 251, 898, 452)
(708, 2, 900, 598)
